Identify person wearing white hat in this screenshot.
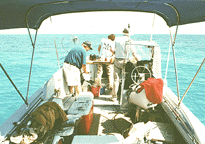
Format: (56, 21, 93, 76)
(112, 28, 139, 102)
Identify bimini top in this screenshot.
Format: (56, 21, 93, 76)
(0, 0, 205, 30)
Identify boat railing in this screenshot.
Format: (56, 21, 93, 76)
(0, 88, 44, 138)
(43, 68, 70, 100)
(163, 89, 200, 144)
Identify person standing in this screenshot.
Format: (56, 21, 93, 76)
(97, 34, 115, 92)
(112, 28, 139, 102)
(63, 41, 92, 96)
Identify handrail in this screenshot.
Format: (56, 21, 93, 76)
(178, 58, 205, 107)
(0, 63, 28, 106)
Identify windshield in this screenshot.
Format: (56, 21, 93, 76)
(126, 44, 152, 61)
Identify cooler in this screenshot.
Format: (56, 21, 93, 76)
(67, 93, 93, 135)
(77, 105, 93, 134)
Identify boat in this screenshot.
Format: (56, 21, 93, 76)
(0, 0, 205, 144)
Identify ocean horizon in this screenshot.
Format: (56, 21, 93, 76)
(0, 34, 204, 126)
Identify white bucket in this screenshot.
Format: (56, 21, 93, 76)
(129, 89, 156, 109)
(83, 73, 90, 81)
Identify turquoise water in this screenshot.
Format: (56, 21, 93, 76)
(0, 34, 205, 126)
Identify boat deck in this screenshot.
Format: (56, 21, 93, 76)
(93, 94, 119, 105)
(72, 93, 182, 143)
(77, 94, 132, 141)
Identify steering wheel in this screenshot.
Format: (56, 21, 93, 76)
(131, 66, 151, 83)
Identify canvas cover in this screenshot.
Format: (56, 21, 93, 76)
(0, 0, 205, 30)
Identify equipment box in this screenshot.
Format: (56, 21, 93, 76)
(67, 95, 93, 135)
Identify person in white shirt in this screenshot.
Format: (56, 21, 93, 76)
(112, 28, 139, 102)
(97, 34, 115, 91)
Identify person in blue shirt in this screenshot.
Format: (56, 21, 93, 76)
(63, 41, 92, 96)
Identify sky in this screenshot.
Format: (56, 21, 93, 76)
(0, 11, 205, 35)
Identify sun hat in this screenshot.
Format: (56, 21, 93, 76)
(83, 41, 93, 50)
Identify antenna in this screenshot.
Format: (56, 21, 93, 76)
(128, 23, 130, 38)
(150, 14, 155, 41)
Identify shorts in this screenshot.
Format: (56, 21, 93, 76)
(63, 63, 80, 86)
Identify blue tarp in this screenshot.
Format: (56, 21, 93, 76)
(0, 0, 205, 30)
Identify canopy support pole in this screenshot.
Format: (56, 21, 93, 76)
(171, 33, 180, 100)
(0, 63, 28, 106)
(25, 5, 40, 103)
(26, 29, 38, 102)
(166, 3, 180, 100)
(178, 58, 205, 107)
